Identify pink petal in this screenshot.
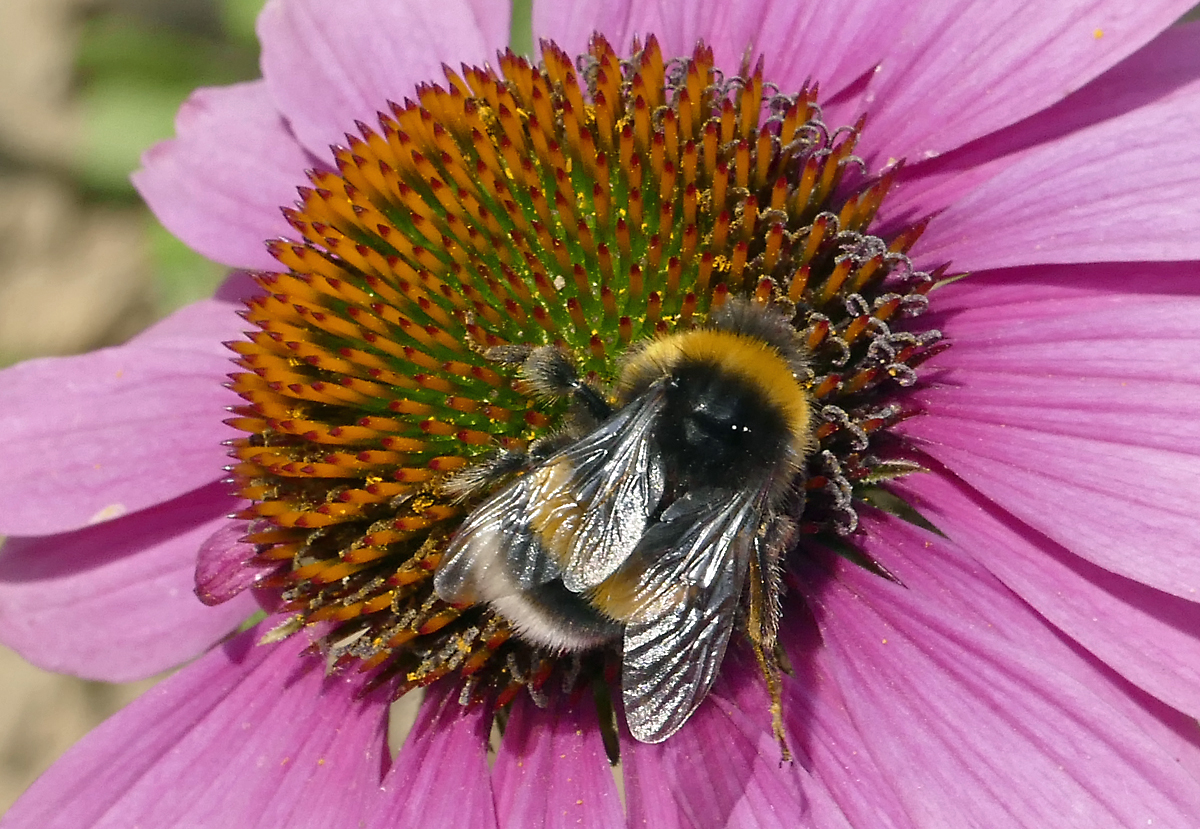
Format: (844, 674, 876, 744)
(535, 1, 1192, 165)
(884, 20, 1200, 231)
(533, 0, 916, 111)
(2, 624, 390, 829)
(367, 683, 496, 829)
(535, 0, 792, 87)
(750, 1, 929, 103)
(622, 646, 854, 829)
(214, 269, 265, 303)
(783, 511, 1200, 827)
(0, 297, 245, 536)
(894, 471, 1200, 720)
(920, 152, 1200, 266)
(778, 619, 916, 829)
(0, 483, 257, 682)
(258, 0, 510, 157)
(195, 515, 281, 606)
(908, 51, 1200, 267)
(898, 264, 1200, 598)
(846, 0, 1195, 164)
(132, 80, 312, 270)
(492, 691, 623, 829)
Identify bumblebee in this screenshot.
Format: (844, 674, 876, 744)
(434, 299, 812, 744)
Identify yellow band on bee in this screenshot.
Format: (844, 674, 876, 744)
(621, 329, 811, 453)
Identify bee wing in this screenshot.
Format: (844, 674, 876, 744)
(560, 388, 667, 592)
(434, 389, 665, 605)
(432, 473, 549, 604)
(616, 490, 762, 743)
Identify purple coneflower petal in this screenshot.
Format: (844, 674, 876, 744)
(0, 483, 256, 681)
(899, 264, 1200, 597)
(535, 0, 789, 85)
(887, 20, 1200, 229)
(847, 0, 1196, 163)
(786, 511, 1200, 827)
(132, 80, 311, 270)
(257, 0, 510, 157)
(780, 620, 915, 829)
(367, 684, 496, 829)
(1, 624, 389, 829)
(621, 654, 855, 829)
(492, 692, 623, 829)
(911, 59, 1200, 269)
(195, 514, 280, 606)
(894, 471, 1200, 721)
(536, 0, 1192, 163)
(0, 298, 244, 536)
(533, 0, 906, 109)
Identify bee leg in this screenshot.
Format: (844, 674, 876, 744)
(521, 346, 614, 422)
(439, 426, 582, 502)
(481, 343, 536, 364)
(483, 344, 612, 423)
(444, 347, 609, 501)
(748, 521, 794, 763)
(748, 572, 791, 762)
(438, 448, 530, 502)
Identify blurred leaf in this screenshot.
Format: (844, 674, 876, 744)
(77, 14, 255, 88)
(218, 0, 266, 46)
(510, 0, 533, 56)
(146, 219, 229, 314)
(78, 79, 191, 196)
(75, 12, 259, 197)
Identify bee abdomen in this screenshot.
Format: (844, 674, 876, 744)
(491, 580, 622, 652)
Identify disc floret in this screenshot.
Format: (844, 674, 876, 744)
(224, 34, 946, 709)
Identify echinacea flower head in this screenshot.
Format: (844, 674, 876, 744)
(2, 1, 1200, 827)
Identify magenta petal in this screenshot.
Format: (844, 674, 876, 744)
(848, 0, 1195, 164)
(898, 264, 1200, 598)
(910, 65, 1200, 267)
(535, 1, 1192, 153)
(0, 483, 256, 681)
(884, 20, 1200, 229)
(532, 0, 896, 104)
(535, 0, 916, 110)
(3, 624, 389, 829)
(195, 515, 280, 605)
(777, 621, 915, 829)
(492, 692, 623, 828)
(534, 0, 777, 85)
(895, 471, 1200, 720)
(132, 80, 310, 270)
(257, 0, 510, 157)
(622, 648, 854, 829)
(0, 297, 245, 536)
(785, 511, 1200, 826)
(367, 683, 496, 829)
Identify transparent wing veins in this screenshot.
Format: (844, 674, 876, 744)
(620, 490, 764, 742)
(435, 388, 666, 605)
(561, 389, 666, 592)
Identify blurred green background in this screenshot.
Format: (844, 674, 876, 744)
(0, 0, 264, 371)
(0, 0, 534, 367)
(76, 0, 263, 308)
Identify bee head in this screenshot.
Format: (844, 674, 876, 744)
(619, 300, 813, 491)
